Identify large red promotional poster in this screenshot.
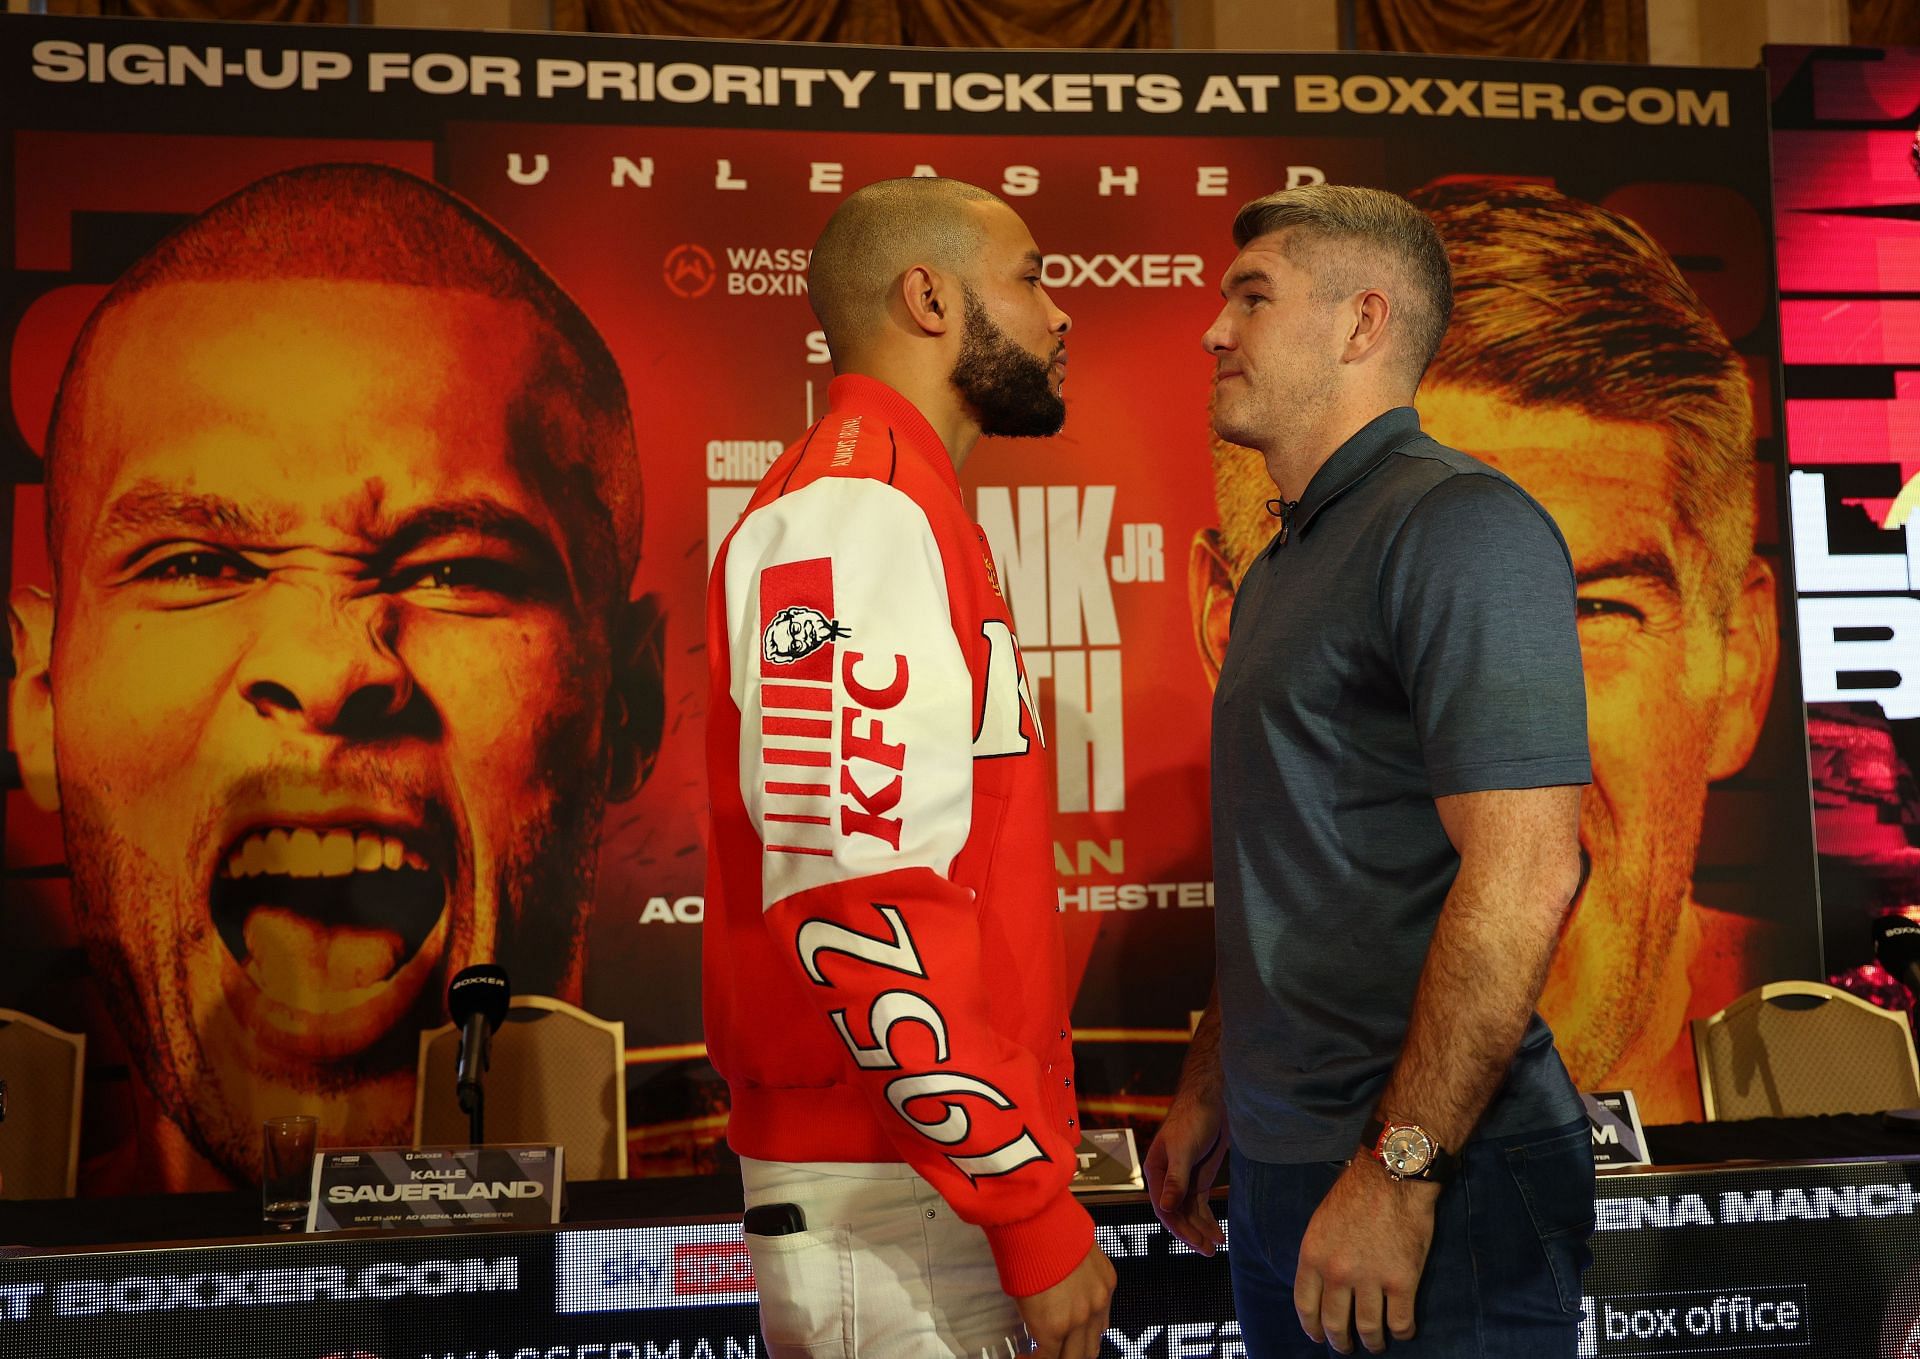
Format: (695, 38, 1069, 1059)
(1769, 45, 1920, 1001)
(1, 14, 1816, 1198)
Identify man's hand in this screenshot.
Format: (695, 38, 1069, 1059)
(1294, 1158, 1438, 1355)
(1145, 1098, 1228, 1255)
(1017, 1243, 1116, 1359)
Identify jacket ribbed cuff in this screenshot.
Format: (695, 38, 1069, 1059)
(983, 1189, 1097, 1298)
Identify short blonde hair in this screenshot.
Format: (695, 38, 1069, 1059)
(1231, 184, 1454, 386)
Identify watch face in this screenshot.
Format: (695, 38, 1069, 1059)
(1381, 1126, 1435, 1176)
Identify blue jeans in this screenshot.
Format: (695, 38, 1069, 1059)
(1227, 1117, 1594, 1357)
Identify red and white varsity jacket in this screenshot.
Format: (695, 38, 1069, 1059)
(703, 374, 1093, 1298)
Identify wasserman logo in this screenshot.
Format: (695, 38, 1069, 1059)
(726, 245, 810, 296)
(663, 243, 716, 298)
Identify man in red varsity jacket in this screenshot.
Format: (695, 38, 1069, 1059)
(705, 177, 1115, 1359)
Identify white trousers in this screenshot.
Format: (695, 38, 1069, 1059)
(740, 1156, 1029, 1359)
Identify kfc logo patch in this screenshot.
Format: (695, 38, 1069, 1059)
(755, 554, 913, 861)
(758, 557, 837, 691)
(763, 605, 848, 666)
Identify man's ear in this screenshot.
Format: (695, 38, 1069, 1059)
(606, 590, 666, 803)
(1706, 556, 1779, 781)
(1188, 529, 1238, 691)
(8, 586, 59, 811)
(900, 264, 957, 339)
(1343, 287, 1392, 366)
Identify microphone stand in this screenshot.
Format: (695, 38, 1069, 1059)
(448, 965, 507, 1151)
(456, 1067, 486, 1147)
(457, 1045, 487, 1147)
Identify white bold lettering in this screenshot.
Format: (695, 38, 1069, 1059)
(950, 1130, 1047, 1179)
(974, 619, 1037, 756)
(831, 989, 949, 1069)
(884, 1072, 1013, 1143)
(795, 906, 926, 984)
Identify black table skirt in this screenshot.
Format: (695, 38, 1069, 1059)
(1642, 1110, 1920, 1165)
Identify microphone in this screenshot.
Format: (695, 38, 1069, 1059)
(448, 965, 510, 1134)
(1874, 914, 1920, 997)
(1871, 915, 1920, 1134)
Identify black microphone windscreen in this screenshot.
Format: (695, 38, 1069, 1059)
(1872, 915, 1920, 978)
(448, 964, 510, 1030)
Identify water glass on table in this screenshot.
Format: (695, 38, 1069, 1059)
(261, 1114, 318, 1231)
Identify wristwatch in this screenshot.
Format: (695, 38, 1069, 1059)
(1360, 1115, 1458, 1185)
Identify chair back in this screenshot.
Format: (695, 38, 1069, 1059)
(1692, 980, 1920, 1120)
(415, 995, 626, 1179)
(0, 1009, 85, 1197)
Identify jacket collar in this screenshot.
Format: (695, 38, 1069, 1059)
(826, 374, 962, 502)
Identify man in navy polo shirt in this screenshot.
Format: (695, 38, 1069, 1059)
(1146, 184, 1595, 1357)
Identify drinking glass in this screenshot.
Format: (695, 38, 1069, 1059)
(261, 1114, 318, 1231)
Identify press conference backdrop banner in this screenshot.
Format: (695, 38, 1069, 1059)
(0, 14, 1817, 1196)
(1767, 46, 1920, 987)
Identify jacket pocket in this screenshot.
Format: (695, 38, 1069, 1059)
(746, 1226, 852, 1357)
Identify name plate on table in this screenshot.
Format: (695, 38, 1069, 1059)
(1072, 1127, 1144, 1193)
(1582, 1090, 1651, 1168)
(307, 1144, 564, 1232)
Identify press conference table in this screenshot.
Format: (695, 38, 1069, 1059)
(0, 1168, 748, 1251)
(2, 1119, 1918, 1358)
(5, 1112, 1912, 1251)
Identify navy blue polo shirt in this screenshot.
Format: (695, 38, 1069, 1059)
(1212, 406, 1592, 1164)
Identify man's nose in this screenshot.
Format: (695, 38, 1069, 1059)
(235, 582, 417, 737)
(1202, 313, 1235, 355)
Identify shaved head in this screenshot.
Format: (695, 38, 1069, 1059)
(807, 176, 1006, 365)
(48, 163, 642, 600)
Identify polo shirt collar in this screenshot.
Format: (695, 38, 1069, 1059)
(1293, 405, 1424, 538)
(826, 373, 963, 502)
